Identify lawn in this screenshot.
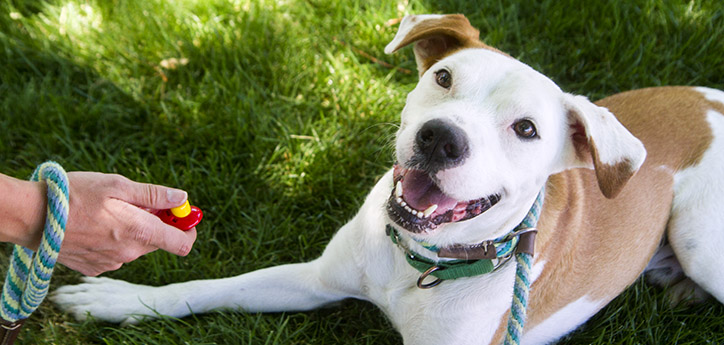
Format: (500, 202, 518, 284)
(1, 0, 723, 344)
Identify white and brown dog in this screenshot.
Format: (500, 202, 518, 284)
(52, 14, 724, 344)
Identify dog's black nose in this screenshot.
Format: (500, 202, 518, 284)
(414, 119, 469, 171)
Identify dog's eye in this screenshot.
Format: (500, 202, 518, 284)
(513, 120, 538, 139)
(435, 69, 452, 89)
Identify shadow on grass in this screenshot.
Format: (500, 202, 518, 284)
(2, 1, 408, 344)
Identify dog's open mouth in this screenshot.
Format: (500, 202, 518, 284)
(386, 165, 501, 233)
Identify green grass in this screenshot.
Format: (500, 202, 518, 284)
(1, 0, 723, 344)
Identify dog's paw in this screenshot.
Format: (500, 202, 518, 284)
(51, 277, 163, 325)
(665, 277, 711, 306)
(645, 244, 685, 286)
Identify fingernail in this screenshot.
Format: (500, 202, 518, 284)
(166, 189, 188, 205)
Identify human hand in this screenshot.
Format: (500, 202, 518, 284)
(57, 172, 198, 276)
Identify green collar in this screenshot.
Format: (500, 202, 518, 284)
(386, 189, 544, 288)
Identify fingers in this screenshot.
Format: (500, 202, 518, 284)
(114, 199, 197, 257)
(109, 174, 188, 210)
(59, 252, 124, 277)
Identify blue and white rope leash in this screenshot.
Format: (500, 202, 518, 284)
(504, 190, 543, 345)
(0, 162, 69, 345)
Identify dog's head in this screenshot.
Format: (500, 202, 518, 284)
(384, 14, 646, 243)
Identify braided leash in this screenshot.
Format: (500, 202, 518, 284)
(504, 191, 543, 345)
(0, 162, 69, 345)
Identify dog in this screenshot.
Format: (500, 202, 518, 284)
(51, 14, 724, 344)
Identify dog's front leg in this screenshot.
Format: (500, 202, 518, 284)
(52, 226, 365, 325)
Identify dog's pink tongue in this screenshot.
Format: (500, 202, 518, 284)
(402, 170, 458, 212)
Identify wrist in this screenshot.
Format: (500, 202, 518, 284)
(0, 175, 46, 249)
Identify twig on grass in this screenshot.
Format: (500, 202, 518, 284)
(334, 37, 412, 75)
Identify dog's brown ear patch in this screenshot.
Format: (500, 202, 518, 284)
(590, 142, 638, 198)
(563, 94, 647, 199)
(384, 14, 508, 75)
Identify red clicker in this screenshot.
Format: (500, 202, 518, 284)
(154, 200, 203, 231)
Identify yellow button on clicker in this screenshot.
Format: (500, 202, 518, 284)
(170, 200, 192, 218)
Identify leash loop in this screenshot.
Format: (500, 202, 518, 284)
(0, 162, 69, 344)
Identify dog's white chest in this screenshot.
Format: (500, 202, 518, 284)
(361, 250, 518, 345)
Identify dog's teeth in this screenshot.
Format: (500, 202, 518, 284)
(401, 201, 407, 207)
(396, 197, 403, 204)
(423, 204, 438, 218)
(405, 206, 413, 213)
(395, 181, 403, 198)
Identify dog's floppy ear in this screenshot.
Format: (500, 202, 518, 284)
(562, 93, 647, 199)
(384, 14, 508, 76)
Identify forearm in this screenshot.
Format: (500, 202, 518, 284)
(0, 173, 46, 249)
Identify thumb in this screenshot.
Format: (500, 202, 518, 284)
(116, 176, 188, 209)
